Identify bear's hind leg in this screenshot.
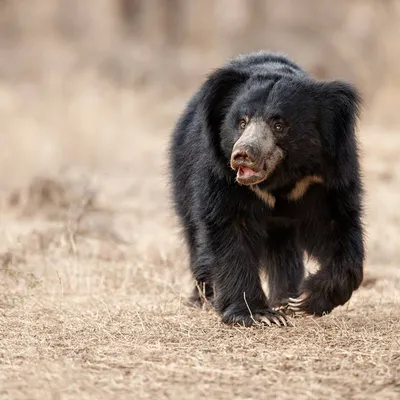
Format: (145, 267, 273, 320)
(185, 227, 215, 308)
(189, 280, 214, 308)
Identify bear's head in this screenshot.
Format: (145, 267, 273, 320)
(199, 66, 361, 189)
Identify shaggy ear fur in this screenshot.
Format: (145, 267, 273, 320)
(318, 81, 362, 188)
(198, 68, 248, 176)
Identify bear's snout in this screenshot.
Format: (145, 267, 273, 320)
(231, 149, 256, 168)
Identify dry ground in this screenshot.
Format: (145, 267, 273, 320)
(0, 72, 399, 400)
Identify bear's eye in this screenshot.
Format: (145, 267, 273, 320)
(239, 118, 248, 130)
(273, 122, 285, 133)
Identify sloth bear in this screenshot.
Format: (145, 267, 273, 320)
(169, 51, 364, 326)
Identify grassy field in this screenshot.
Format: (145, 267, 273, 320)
(0, 73, 399, 399)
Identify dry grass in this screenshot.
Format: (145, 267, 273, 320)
(0, 73, 400, 400)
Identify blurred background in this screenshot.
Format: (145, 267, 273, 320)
(2, 0, 400, 93)
(0, 0, 399, 264)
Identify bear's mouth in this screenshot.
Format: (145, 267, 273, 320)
(235, 166, 267, 185)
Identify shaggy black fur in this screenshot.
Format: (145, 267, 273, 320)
(169, 51, 364, 326)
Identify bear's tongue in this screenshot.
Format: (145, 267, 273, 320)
(238, 166, 257, 178)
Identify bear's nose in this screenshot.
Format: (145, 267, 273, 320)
(231, 150, 255, 165)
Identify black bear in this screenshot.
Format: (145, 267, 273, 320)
(169, 51, 364, 327)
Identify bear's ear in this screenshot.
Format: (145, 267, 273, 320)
(200, 67, 248, 135)
(198, 68, 248, 172)
(318, 80, 362, 188)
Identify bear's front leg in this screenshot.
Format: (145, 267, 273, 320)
(289, 192, 364, 317)
(208, 223, 289, 327)
(264, 227, 305, 310)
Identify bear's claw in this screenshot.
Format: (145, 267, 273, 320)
(287, 293, 312, 317)
(255, 312, 292, 327)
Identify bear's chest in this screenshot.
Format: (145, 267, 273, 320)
(248, 176, 326, 224)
